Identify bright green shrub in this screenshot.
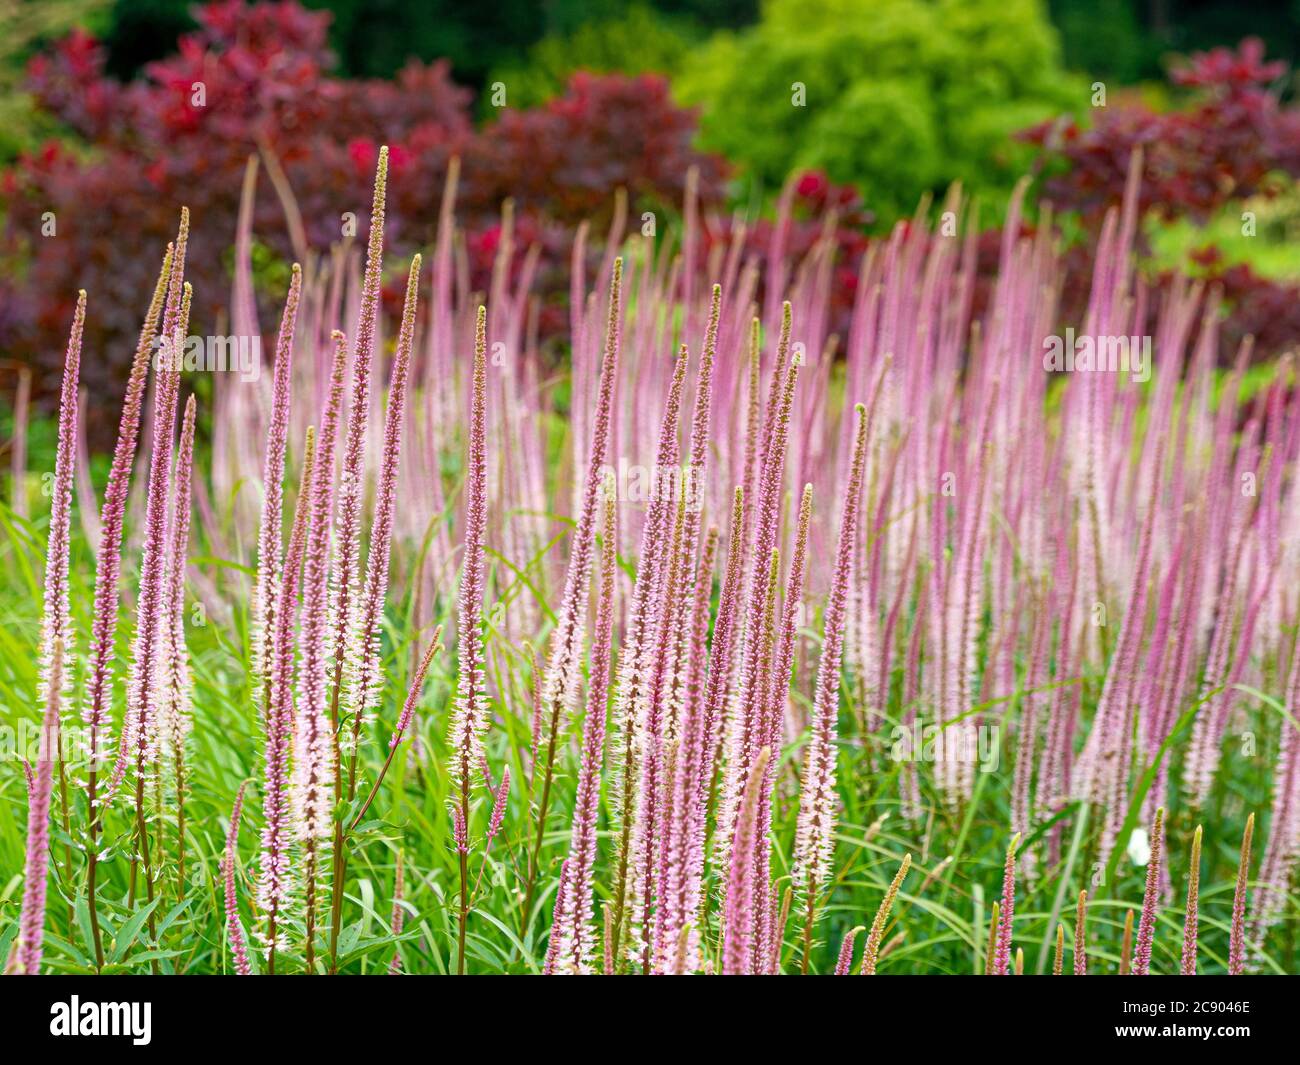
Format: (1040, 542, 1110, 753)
(677, 0, 1083, 222)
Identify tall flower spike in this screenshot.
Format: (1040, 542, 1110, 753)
(448, 305, 490, 793)
(157, 395, 197, 876)
(835, 926, 864, 975)
(1228, 813, 1254, 975)
(539, 259, 622, 747)
(631, 488, 691, 972)
(1180, 825, 1202, 975)
(253, 263, 302, 690)
(607, 344, 690, 968)
(656, 524, 720, 973)
(294, 331, 351, 971)
(258, 427, 316, 973)
(224, 782, 251, 975)
(30, 296, 78, 970)
(294, 331, 349, 843)
(448, 306, 489, 976)
(794, 403, 870, 893)
(389, 853, 405, 975)
(700, 486, 745, 795)
(486, 767, 510, 845)
(993, 833, 1020, 975)
(348, 255, 422, 737)
(547, 473, 618, 974)
(85, 250, 168, 756)
(861, 854, 911, 975)
(351, 626, 446, 829)
(525, 260, 621, 935)
(722, 746, 771, 975)
(112, 267, 191, 801)
(648, 289, 722, 972)
(1074, 890, 1088, 975)
(1132, 807, 1165, 975)
(1053, 924, 1065, 975)
(40, 293, 83, 720)
(729, 313, 799, 835)
(391, 626, 445, 748)
(101, 214, 188, 803)
(329, 146, 389, 731)
(17, 645, 61, 975)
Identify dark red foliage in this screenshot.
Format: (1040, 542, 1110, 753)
(1015, 38, 1300, 364)
(1184, 247, 1300, 362)
(1, 1, 727, 438)
(700, 170, 873, 339)
(1020, 38, 1300, 225)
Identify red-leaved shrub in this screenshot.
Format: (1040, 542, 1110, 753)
(1, 1, 727, 438)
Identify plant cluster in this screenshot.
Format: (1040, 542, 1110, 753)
(4, 139, 1297, 976)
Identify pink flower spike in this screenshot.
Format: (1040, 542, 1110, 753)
(257, 428, 316, 970)
(392, 626, 445, 748)
(113, 271, 192, 800)
(835, 926, 864, 975)
(1180, 825, 1202, 975)
(452, 806, 468, 855)
(548, 475, 618, 974)
(157, 394, 197, 763)
(487, 767, 510, 845)
(252, 263, 302, 688)
(722, 746, 771, 975)
(224, 782, 252, 975)
(17, 646, 62, 975)
(447, 305, 490, 795)
(84, 249, 170, 765)
(539, 258, 623, 749)
(794, 403, 870, 895)
(39, 292, 83, 726)
(993, 835, 1020, 976)
(329, 146, 389, 736)
(389, 853, 405, 975)
(1133, 808, 1165, 975)
(348, 255, 423, 738)
(293, 331, 349, 842)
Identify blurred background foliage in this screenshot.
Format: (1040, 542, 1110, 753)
(2, 0, 1300, 421)
(674, 0, 1083, 218)
(0, 0, 111, 159)
(64, 0, 1300, 88)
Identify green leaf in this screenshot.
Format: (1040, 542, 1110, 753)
(109, 897, 163, 964)
(1104, 685, 1223, 891)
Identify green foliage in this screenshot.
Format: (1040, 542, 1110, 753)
(1147, 181, 1300, 281)
(677, 0, 1085, 223)
(1048, 0, 1149, 84)
(487, 6, 700, 112)
(0, 0, 111, 162)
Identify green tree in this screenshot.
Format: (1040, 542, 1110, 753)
(677, 0, 1084, 223)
